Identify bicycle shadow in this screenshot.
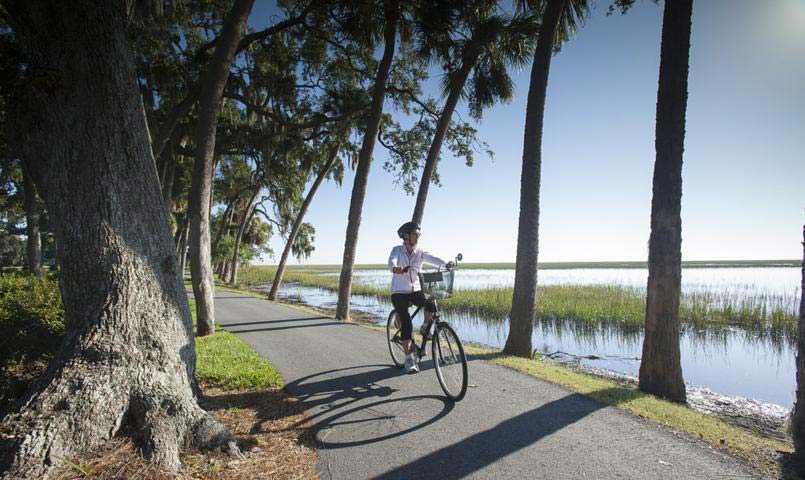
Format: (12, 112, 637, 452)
(283, 364, 455, 448)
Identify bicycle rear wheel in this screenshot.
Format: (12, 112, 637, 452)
(431, 323, 468, 401)
(387, 310, 405, 368)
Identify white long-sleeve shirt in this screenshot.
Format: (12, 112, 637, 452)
(387, 245, 447, 294)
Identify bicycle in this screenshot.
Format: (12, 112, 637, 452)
(386, 253, 468, 401)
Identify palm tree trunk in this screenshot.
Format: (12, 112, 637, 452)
(411, 62, 474, 226)
(1, 2, 236, 476)
(336, 0, 400, 320)
(212, 198, 237, 256)
(220, 254, 232, 283)
(174, 213, 187, 251)
(228, 188, 259, 287)
(22, 167, 42, 277)
(178, 221, 189, 279)
(790, 226, 805, 458)
(188, 0, 254, 337)
(270, 145, 339, 300)
(638, 0, 693, 403)
(503, 0, 564, 358)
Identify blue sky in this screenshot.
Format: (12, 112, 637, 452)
(248, 0, 805, 265)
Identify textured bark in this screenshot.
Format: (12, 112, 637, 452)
(0, 1, 236, 478)
(638, 0, 692, 403)
(503, 0, 563, 358)
(228, 188, 259, 287)
(791, 225, 805, 455)
(188, 0, 254, 337)
(270, 145, 339, 300)
(336, 0, 399, 320)
(22, 167, 42, 276)
(411, 60, 475, 226)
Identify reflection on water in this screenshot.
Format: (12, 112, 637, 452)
(271, 282, 796, 409)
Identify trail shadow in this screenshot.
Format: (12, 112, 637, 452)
(218, 317, 330, 328)
(377, 390, 614, 479)
(283, 365, 454, 447)
(212, 295, 264, 300)
(224, 321, 344, 333)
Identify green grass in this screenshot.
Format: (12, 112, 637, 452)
(187, 296, 283, 390)
(195, 329, 282, 390)
(237, 265, 800, 344)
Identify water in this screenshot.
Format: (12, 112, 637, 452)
(331, 267, 801, 302)
(273, 267, 800, 409)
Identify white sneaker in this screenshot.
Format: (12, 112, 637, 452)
(404, 356, 419, 374)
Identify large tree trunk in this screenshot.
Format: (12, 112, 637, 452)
(22, 166, 42, 277)
(228, 188, 259, 287)
(270, 145, 339, 300)
(411, 61, 474, 226)
(0, 2, 236, 478)
(503, 0, 563, 358)
(791, 226, 805, 458)
(188, 0, 254, 337)
(638, 0, 693, 404)
(336, 0, 399, 320)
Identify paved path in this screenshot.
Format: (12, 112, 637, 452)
(212, 289, 758, 479)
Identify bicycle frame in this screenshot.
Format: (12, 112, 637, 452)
(407, 297, 442, 360)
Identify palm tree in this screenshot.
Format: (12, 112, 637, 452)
(637, 0, 693, 403)
(411, 3, 537, 225)
(336, 0, 402, 320)
(793, 225, 805, 462)
(504, 0, 590, 357)
(188, 0, 254, 337)
(269, 142, 343, 300)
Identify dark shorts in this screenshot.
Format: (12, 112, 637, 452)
(391, 290, 436, 341)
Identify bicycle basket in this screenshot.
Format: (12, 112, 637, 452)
(419, 270, 454, 299)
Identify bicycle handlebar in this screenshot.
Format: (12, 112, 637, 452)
(398, 253, 462, 274)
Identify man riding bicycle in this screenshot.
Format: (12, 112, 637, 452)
(388, 221, 454, 374)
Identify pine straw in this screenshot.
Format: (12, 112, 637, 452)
(51, 386, 317, 480)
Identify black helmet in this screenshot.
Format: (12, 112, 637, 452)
(397, 221, 420, 239)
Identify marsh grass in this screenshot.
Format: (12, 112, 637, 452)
(238, 265, 799, 345)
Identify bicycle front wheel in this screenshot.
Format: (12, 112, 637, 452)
(387, 310, 405, 368)
(431, 323, 468, 401)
